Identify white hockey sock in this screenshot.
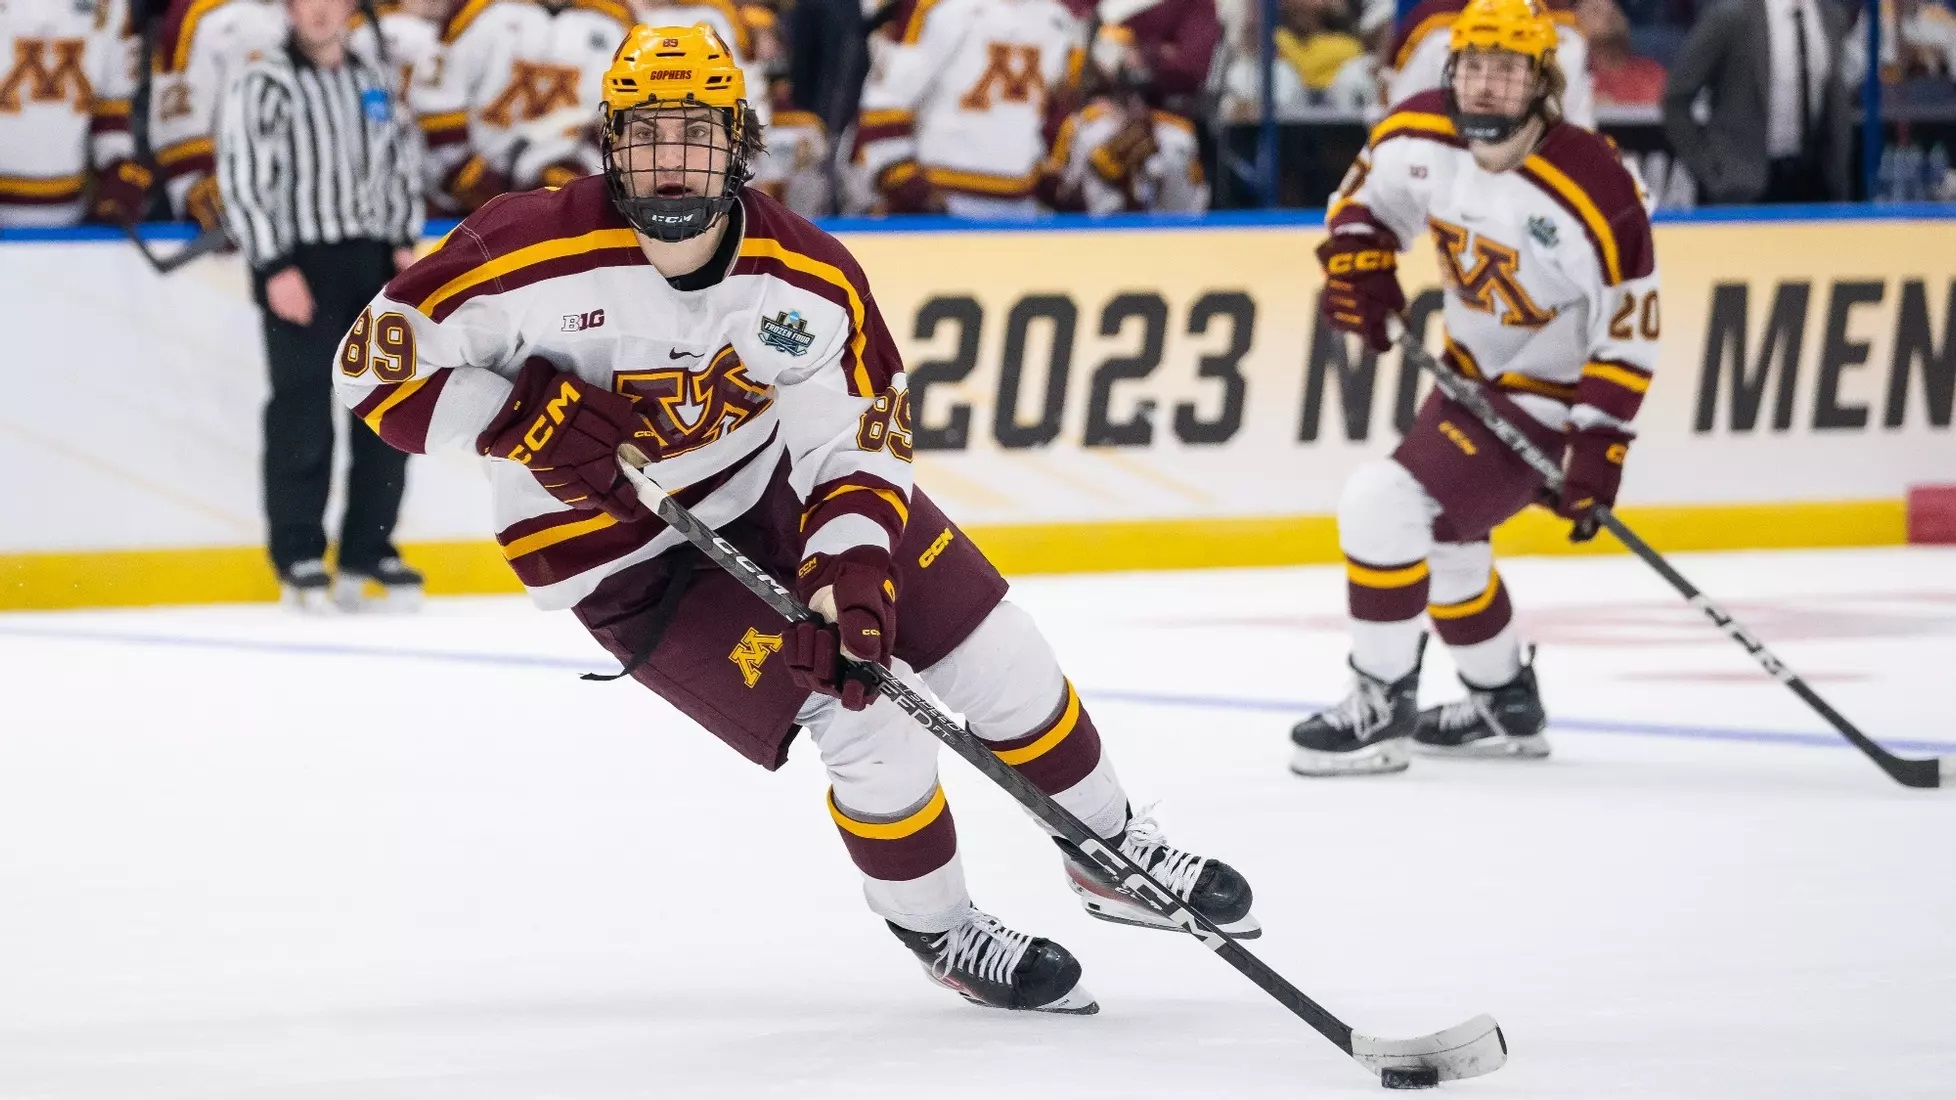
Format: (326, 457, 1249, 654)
(1351, 617, 1425, 683)
(1448, 622, 1523, 688)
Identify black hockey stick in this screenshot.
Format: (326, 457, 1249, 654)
(614, 443, 1507, 1086)
(121, 221, 230, 275)
(1387, 317, 1951, 790)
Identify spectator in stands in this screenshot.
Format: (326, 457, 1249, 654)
(1663, 0, 1851, 203)
(1216, 0, 1376, 119)
(1578, 0, 1666, 107)
(1846, 0, 1956, 96)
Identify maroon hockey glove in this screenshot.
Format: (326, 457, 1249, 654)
(446, 154, 512, 211)
(476, 358, 652, 521)
(1315, 231, 1405, 354)
(91, 159, 153, 224)
(1554, 425, 1631, 543)
(877, 162, 947, 215)
(538, 159, 587, 189)
(785, 546, 897, 711)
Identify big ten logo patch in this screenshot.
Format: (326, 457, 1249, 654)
(728, 627, 783, 687)
(1428, 217, 1556, 329)
(613, 345, 772, 459)
(482, 60, 580, 127)
(0, 38, 90, 112)
(917, 527, 955, 568)
(562, 308, 605, 331)
(959, 43, 1044, 110)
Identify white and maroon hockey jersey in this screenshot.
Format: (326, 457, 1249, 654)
(333, 180, 913, 611)
(0, 0, 139, 226)
(415, 0, 632, 210)
(348, 1, 446, 98)
(1043, 101, 1206, 214)
(149, 0, 286, 219)
(855, 0, 1081, 217)
(1387, 0, 1593, 129)
(1329, 90, 1658, 434)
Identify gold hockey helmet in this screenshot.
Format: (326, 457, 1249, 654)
(1444, 0, 1563, 143)
(600, 24, 759, 243)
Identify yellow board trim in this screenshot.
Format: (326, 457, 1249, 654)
(360, 375, 430, 434)
(994, 683, 1081, 765)
(1583, 361, 1652, 394)
(1523, 153, 1622, 285)
(1428, 571, 1502, 620)
(738, 237, 872, 396)
(829, 785, 946, 839)
(1346, 559, 1431, 588)
(499, 512, 619, 560)
(416, 227, 640, 317)
(0, 501, 1912, 611)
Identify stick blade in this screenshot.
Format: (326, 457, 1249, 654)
(1351, 1014, 1507, 1082)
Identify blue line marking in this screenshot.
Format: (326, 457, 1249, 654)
(2, 622, 1947, 754)
(8, 202, 1955, 244)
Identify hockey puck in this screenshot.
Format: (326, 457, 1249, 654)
(1380, 1066, 1441, 1089)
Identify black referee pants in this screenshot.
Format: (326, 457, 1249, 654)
(253, 239, 407, 575)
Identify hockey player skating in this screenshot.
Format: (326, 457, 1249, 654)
(1291, 0, 1657, 776)
(334, 24, 1257, 1013)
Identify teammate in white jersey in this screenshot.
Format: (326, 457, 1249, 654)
(0, 0, 146, 226)
(348, 0, 451, 97)
(1291, 0, 1657, 776)
(335, 24, 1259, 1014)
(1039, 92, 1207, 215)
(150, 0, 288, 228)
(1388, 0, 1592, 128)
(854, 0, 1080, 216)
(414, 0, 632, 211)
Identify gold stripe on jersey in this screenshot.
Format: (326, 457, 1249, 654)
(1496, 373, 1579, 402)
(993, 683, 1082, 766)
(0, 174, 85, 198)
(924, 166, 1037, 196)
(360, 375, 431, 434)
(804, 483, 910, 530)
(857, 108, 913, 127)
(166, 0, 229, 71)
(1393, 12, 1454, 67)
(1368, 110, 1456, 148)
(737, 237, 872, 397)
(419, 110, 469, 132)
(93, 98, 132, 118)
(1429, 571, 1502, 619)
(901, 0, 944, 43)
(443, 0, 493, 43)
(157, 136, 214, 167)
(1346, 559, 1430, 587)
(414, 227, 640, 317)
(828, 785, 947, 839)
(1582, 360, 1651, 393)
(501, 511, 619, 559)
(1521, 153, 1622, 285)
(689, 0, 753, 55)
(1445, 335, 1485, 379)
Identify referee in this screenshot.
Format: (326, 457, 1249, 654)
(216, 0, 426, 612)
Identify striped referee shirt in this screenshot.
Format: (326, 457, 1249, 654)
(216, 39, 424, 272)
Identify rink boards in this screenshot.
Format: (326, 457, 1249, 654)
(2, 207, 1953, 608)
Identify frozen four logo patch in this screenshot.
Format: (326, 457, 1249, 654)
(759, 310, 815, 356)
(1526, 215, 1559, 248)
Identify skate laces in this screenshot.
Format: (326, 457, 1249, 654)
(1433, 694, 1495, 733)
(1118, 804, 1207, 901)
(1322, 677, 1392, 735)
(931, 910, 1033, 986)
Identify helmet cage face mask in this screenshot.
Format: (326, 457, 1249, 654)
(1444, 48, 1545, 144)
(602, 99, 753, 243)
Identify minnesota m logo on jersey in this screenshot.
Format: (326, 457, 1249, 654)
(614, 346, 773, 459)
(482, 60, 580, 126)
(729, 628, 783, 687)
(1428, 217, 1557, 328)
(0, 38, 91, 112)
(959, 44, 1044, 109)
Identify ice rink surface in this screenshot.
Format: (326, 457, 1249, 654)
(2, 546, 1952, 1099)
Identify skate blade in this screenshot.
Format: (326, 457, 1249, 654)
(332, 579, 426, 614)
(1066, 875, 1262, 939)
(281, 586, 332, 613)
(932, 970, 1100, 1015)
(1410, 734, 1550, 760)
(1289, 739, 1410, 777)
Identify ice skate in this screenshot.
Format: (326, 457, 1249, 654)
(1056, 806, 1260, 939)
(1289, 660, 1421, 776)
(278, 559, 332, 612)
(888, 908, 1097, 1014)
(332, 557, 425, 613)
(1413, 656, 1549, 759)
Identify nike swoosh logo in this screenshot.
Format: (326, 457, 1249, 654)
(669, 348, 700, 360)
